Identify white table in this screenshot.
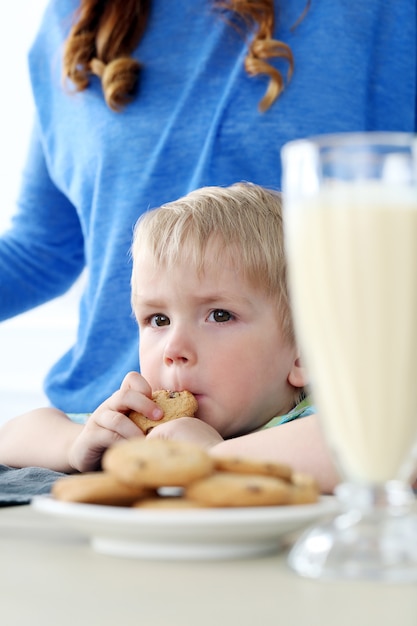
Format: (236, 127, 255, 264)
(1, 505, 416, 626)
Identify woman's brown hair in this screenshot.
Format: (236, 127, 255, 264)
(63, 0, 309, 112)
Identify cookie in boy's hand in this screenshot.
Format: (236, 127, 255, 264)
(128, 390, 198, 434)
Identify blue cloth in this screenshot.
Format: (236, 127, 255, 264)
(0, 0, 415, 412)
(0, 465, 65, 506)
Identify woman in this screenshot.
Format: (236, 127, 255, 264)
(0, 0, 414, 413)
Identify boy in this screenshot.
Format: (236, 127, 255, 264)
(0, 184, 337, 492)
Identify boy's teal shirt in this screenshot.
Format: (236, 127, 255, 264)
(69, 397, 315, 428)
(0, 0, 415, 413)
(261, 397, 315, 429)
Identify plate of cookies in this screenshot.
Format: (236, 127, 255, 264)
(32, 438, 337, 560)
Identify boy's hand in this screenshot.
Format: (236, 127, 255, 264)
(68, 371, 164, 472)
(146, 416, 224, 450)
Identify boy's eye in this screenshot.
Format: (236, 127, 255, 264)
(150, 314, 170, 327)
(209, 309, 233, 323)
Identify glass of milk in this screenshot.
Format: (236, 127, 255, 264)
(282, 132, 417, 581)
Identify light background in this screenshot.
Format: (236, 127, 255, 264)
(0, 1, 81, 422)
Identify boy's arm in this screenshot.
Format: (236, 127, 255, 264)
(0, 408, 82, 472)
(209, 415, 339, 494)
(0, 372, 159, 473)
(147, 413, 339, 494)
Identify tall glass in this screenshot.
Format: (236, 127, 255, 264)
(281, 133, 417, 581)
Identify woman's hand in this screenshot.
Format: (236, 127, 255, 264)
(68, 371, 164, 472)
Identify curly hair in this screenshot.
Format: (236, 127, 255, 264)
(63, 0, 310, 112)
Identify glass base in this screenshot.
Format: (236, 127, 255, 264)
(288, 481, 417, 582)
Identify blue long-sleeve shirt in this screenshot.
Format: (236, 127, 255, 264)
(0, 0, 415, 412)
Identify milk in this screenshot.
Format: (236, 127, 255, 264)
(285, 183, 417, 484)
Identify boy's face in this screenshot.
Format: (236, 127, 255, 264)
(132, 247, 305, 438)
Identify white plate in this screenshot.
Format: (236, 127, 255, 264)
(32, 495, 337, 560)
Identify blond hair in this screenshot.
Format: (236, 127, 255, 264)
(131, 182, 295, 343)
(63, 1, 310, 112)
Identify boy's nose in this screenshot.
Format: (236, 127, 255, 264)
(164, 353, 188, 365)
(163, 332, 196, 366)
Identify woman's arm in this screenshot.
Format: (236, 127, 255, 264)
(0, 124, 85, 320)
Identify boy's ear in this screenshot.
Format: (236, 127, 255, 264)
(288, 356, 308, 389)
